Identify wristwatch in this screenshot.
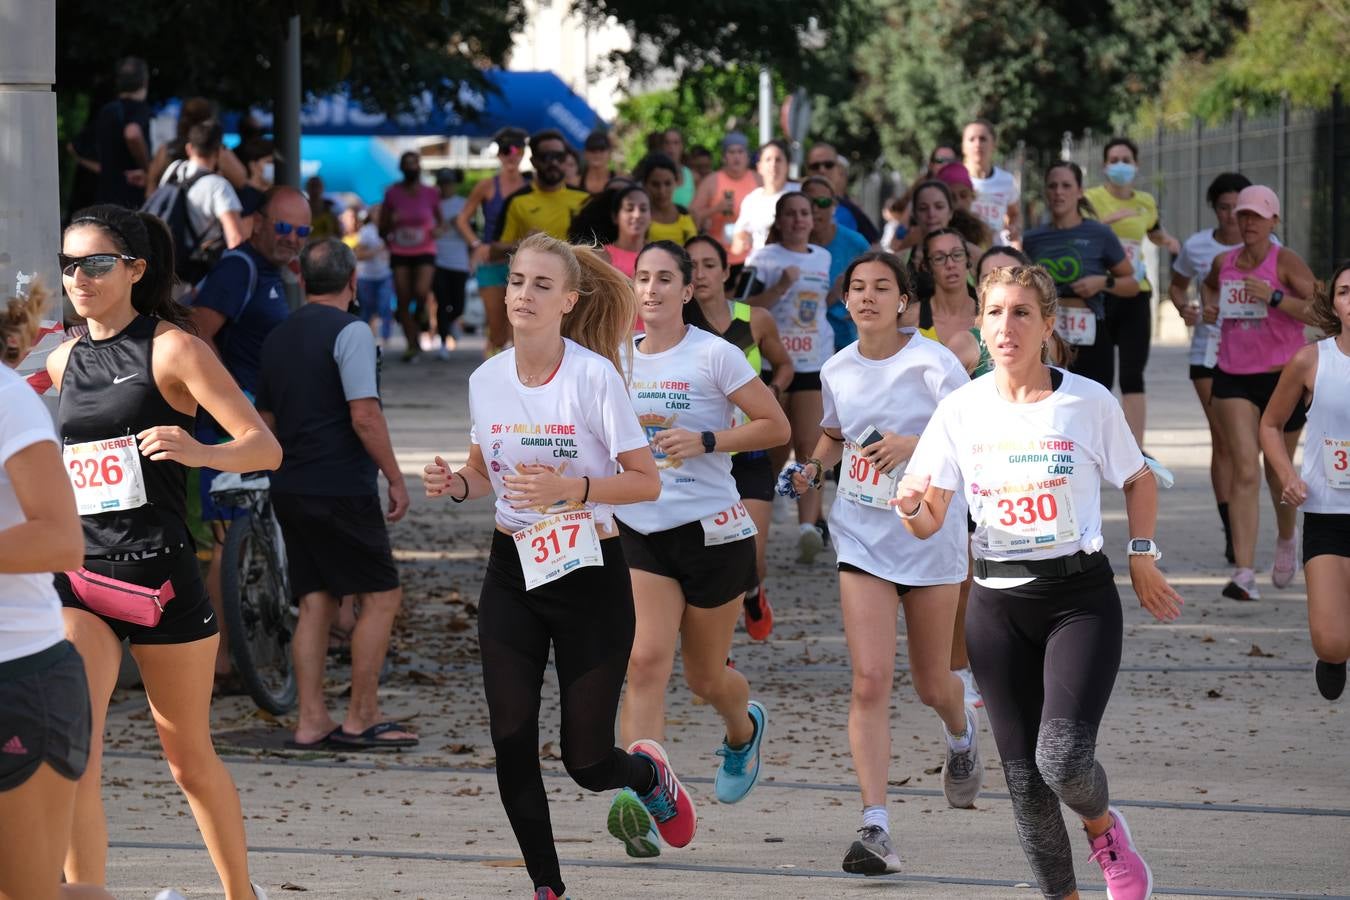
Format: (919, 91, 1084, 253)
(1269, 289, 1284, 307)
(1104, 272, 1116, 291)
(1127, 538, 1162, 560)
(701, 431, 717, 454)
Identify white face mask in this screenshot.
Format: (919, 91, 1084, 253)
(261, 162, 275, 184)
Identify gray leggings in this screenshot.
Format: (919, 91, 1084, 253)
(966, 557, 1123, 898)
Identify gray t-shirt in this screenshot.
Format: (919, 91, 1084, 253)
(1023, 220, 1126, 316)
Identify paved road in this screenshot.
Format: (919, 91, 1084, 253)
(99, 335, 1349, 899)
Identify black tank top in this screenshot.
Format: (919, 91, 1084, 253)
(58, 315, 194, 554)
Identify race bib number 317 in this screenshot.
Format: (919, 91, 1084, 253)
(63, 436, 148, 516)
(512, 510, 604, 590)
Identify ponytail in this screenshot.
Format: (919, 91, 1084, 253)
(567, 243, 636, 378)
(1, 279, 49, 367)
(65, 204, 193, 331)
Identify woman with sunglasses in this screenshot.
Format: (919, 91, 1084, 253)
(456, 128, 529, 356)
(802, 177, 871, 351)
(380, 151, 443, 362)
(49, 205, 281, 899)
(0, 281, 118, 900)
(745, 192, 834, 562)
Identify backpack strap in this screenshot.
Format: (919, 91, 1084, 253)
(214, 248, 260, 315)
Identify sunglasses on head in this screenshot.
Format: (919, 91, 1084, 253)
(59, 253, 138, 278)
(807, 195, 834, 209)
(272, 220, 312, 238)
(534, 151, 567, 164)
(807, 160, 837, 171)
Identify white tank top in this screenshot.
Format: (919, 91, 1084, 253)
(1302, 338, 1350, 514)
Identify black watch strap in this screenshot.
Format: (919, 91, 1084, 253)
(701, 430, 717, 453)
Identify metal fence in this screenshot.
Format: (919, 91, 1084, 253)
(1033, 91, 1350, 278)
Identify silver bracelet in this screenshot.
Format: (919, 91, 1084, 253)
(894, 499, 923, 520)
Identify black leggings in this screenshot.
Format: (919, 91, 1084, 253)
(965, 556, 1123, 899)
(1070, 291, 1152, 394)
(433, 267, 467, 339)
(478, 530, 654, 895)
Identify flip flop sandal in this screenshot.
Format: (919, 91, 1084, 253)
(329, 721, 419, 750)
(283, 726, 341, 751)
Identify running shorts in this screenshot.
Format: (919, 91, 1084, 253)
(390, 253, 435, 269)
(731, 453, 775, 503)
(1303, 512, 1350, 564)
(56, 545, 218, 645)
(273, 492, 400, 598)
(477, 261, 509, 288)
(786, 371, 822, 393)
(0, 641, 90, 792)
(618, 519, 755, 609)
(837, 560, 914, 597)
(1212, 368, 1307, 432)
(1189, 364, 1218, 381)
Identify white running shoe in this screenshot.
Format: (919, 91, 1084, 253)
(955, 667, 984, 708)
(154, 892, 187, 900)
(253, 884, 271, 900)
(797, 523, 825, 563)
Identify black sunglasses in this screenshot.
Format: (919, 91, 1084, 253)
(534, 151, 567, 164)
(59, 253, 138, 278)
(807, 160, 837, 171)
(499, 142, 525, 155)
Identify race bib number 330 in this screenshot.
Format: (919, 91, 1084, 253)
(984, 484, 1078, 553)
(63, 436, 148, 516)
(512, 510, 604, 590)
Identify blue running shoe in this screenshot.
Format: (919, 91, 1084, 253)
(607, 788, 660, 858)
(715, 700, 766, 803)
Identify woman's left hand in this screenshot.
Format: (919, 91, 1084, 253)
(1071, 275, 1108, 298)
(862, 433, 917, 475)
(652, 428, 705, 461)
(1128, 557, 1184, 622)
(1243, 277, 1274, 304)
(137, 425, 210, 467)
(503, 464, 579, 509)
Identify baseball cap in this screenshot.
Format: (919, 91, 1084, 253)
(721, 131, 749, 152)
(936, 161, 974, 189)
(1234, 185, 1280, 219)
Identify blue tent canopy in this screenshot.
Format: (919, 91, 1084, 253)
(220, 70, 605, 147)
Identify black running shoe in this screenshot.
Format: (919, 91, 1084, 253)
(1316, 660, 1346, 700)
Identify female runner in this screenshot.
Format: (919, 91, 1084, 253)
(790, 251, 979, 875)
(422, 232, 695, 900)
(745, 193, 833, 562)
(1200, 185, 1319, 600)
(900, 264, 1182, 900)
(1258, 261, 1350, 700)
(380, 151, 442, 362)
(50, 205, 280, 899)
(686, 235, 794, 639)
(608, 240, 790, 854)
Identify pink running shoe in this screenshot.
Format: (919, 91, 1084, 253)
(1088, 807, 1153, 900)
(629, 739, 698, 848)
(1272, 530, 1298, 589)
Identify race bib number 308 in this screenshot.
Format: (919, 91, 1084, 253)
(984, 484, 1079, 553)
(63, 436, 148, 516)
(512, 510, 604, 590)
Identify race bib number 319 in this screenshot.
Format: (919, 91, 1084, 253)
(512, 510, 604, 590)
(700, 501, 759, 546)
(63, 436, 148, 516)
(984, 484, 1078, 553)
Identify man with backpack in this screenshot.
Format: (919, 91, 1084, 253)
(187, 185, 311, 690)
(144, 119, 245, 285)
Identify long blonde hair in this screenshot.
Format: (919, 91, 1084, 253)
(2, 279, 50, 368)
(515, 231, 636, 376)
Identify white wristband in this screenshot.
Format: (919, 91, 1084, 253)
(895, 500, 923, 520)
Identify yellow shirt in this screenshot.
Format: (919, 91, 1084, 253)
(647, 213, 698, 246)
(498, 185, 590, 244)
(1084, 186, 1159, 291)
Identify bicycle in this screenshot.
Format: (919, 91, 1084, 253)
(209, 471, 297, 715)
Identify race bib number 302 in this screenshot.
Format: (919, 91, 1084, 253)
(838, 441, 899, 509)
(512, 510, 603, 590)
(984, 483, 1078, 554)
(700, 501, 758, 546)
(1055, 307, 1097, 346)
(1323, 437, 1350, 489)
(63, 436, 148, 516)
(1219, 280, 1268, 320)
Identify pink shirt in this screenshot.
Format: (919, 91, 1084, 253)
(1216, 245, 1306, 375)
(604, 244, 638, 278)
(382, 184, 440, 256)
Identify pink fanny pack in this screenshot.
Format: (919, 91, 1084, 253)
(65, 568, 176, 627)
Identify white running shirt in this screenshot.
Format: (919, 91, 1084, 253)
(970, 166, 1019, 238)
(469, 340, 649, 532)
(909, 369, 1147, 562)
(821, 332, 970, 586)
(734, 183, 800, 252)
(616, 326, 757, 534)
(746, 242, 834, 374)
(0, 366, 66, 663)
(1302, 338, 1350, 515)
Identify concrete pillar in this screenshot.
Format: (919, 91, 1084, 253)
(0, 0, 62, 389)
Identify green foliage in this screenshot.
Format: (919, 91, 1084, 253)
(613, 66, 774, 169)
(1149, 0, 1350, 124)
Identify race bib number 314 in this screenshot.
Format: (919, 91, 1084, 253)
(512, 510, 604, 590)
(63, 436, 148, 516)
(1056, 308, 1097, 346)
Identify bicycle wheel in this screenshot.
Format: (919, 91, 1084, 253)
(221, 510, 297, 715)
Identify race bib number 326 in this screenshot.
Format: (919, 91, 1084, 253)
(63, 436, 148, 516)
(512, 510, 603, 590)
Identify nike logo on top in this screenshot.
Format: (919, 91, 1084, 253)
(1, 735, 27, 755)
(113, 374, 139, 384)
(203, 612, 214, 625)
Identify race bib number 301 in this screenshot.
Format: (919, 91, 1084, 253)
(1219, 280, 1268, 320)
(838, 441, 899, 509)
(700, 501, 759, 546)
(1055, 307, 1097, 346)
(1323, 437, 1350, 489)
(63, 436, 148, 516)
(984, 484, 1078, 553)
(512, 510, 604, 590)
